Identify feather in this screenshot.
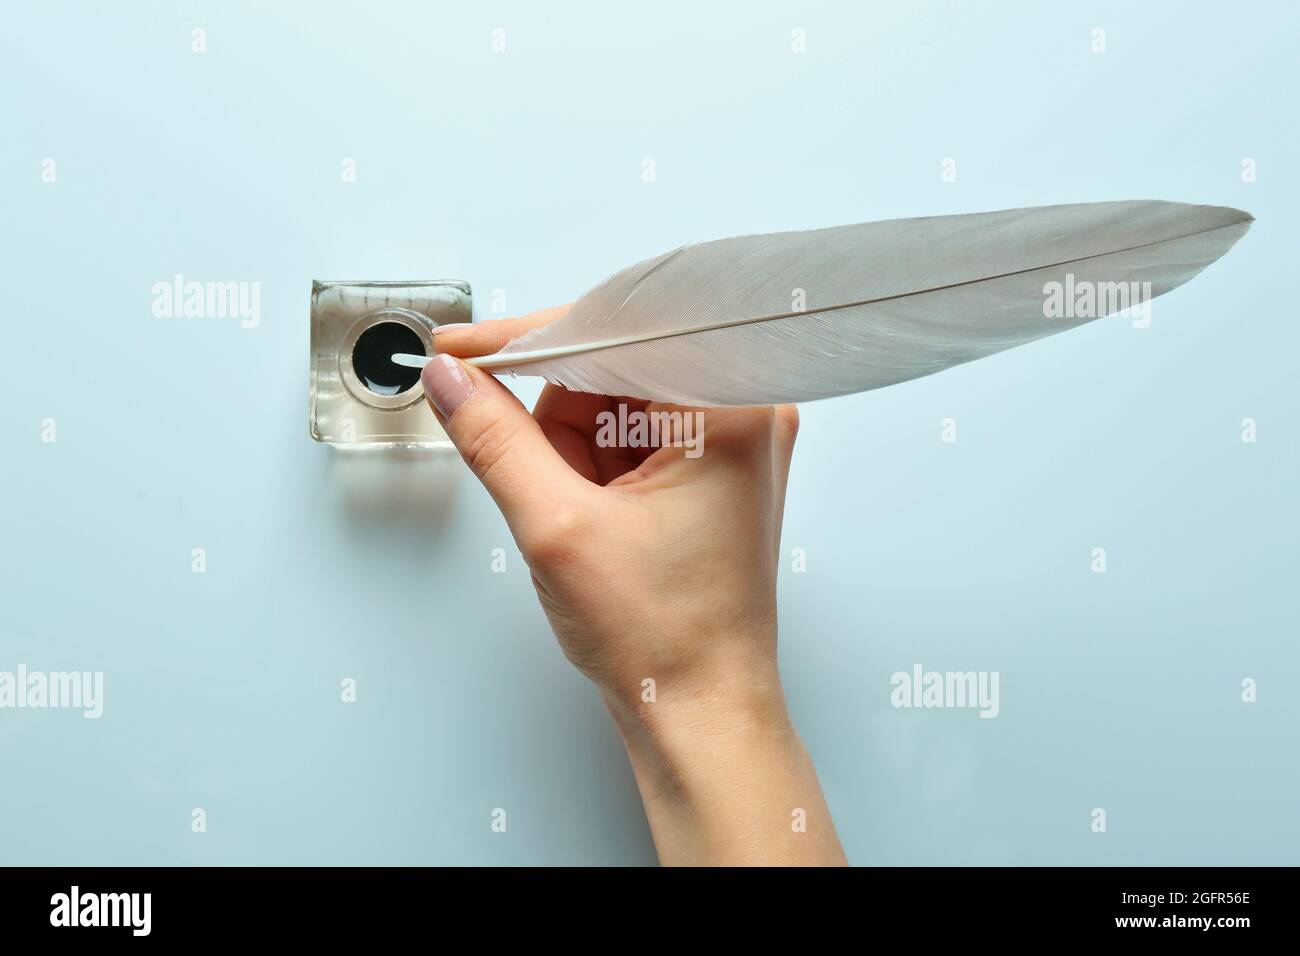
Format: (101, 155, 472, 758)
(408, 201, 1253, 406)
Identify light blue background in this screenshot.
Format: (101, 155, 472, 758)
(1, 1, 1295, 865)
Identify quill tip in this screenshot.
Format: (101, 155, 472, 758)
(391, 353, 432, 369)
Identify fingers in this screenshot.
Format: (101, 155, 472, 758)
(770, 404, 800, 561)
(532, 386, 605, 484)
(421, 354, 586, 537)
(613, 405, 773, 489)
(534, 387, 653, 485)
(532, 386, 629, 485)
(434, 304, 572, 358)
(771, 404, 799, 501)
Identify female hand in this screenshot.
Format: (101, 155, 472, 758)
(424, 306, 846, 866)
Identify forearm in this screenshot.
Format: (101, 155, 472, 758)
(604, 666, 847, 866)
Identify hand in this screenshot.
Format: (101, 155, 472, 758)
(424, 306, 846, 866)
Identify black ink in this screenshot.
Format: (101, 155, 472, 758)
(352, 322, 424, 395)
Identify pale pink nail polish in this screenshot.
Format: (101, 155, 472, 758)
(422, 353, 474, 418)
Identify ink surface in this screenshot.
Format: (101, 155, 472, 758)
(352, 321, 424, 395)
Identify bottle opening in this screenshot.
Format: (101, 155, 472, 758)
(351, 322, 425, 396)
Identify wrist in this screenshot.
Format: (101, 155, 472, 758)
(599, 648, 789, 751)
(599, 654, 846, 866)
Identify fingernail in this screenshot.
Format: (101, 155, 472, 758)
(422, 353, 474, 418)
(431, 323, 468, 339)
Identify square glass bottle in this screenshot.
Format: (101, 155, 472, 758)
(310, 280, 471, 447)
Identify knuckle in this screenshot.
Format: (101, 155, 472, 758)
(518, 508, 588, 567)
(710, 408, 774, 460)
(775, 404, 800, 440)
(460, 416, 524, 484)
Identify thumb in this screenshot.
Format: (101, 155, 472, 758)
(421, 353, 582, 528)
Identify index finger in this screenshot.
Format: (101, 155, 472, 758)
(434, 304, 572, 358)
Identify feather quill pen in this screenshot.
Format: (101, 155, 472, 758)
(394, 200, 1252, 406)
